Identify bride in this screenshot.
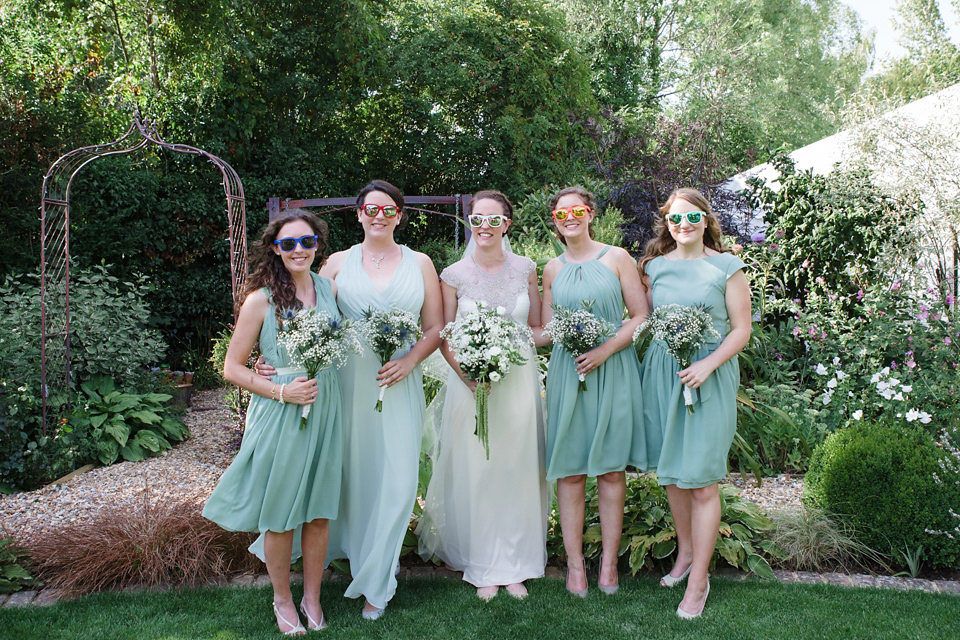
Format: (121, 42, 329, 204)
(416, 190, 549, 600)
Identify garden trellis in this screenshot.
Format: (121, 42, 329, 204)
(39, 111, 248, 434)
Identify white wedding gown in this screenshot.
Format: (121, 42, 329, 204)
(416, 253, 549, 587)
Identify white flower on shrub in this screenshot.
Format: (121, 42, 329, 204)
(832, 357, 841, 365)
(822, 393, 832, 405)
(852, 409, 863, 420)
(901, 384, 913, 393)
(827, 378, 838, 389)
(814, 363, 828, 375)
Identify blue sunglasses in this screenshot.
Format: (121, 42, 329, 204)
(274, 235, 318, 251)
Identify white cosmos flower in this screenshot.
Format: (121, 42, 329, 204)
(827, 378, 838, 389)
(920, 411, 932, 424)
(836, 371, 847, 381)
(870, 372, 881, 384)
(852, 410, 863, 420)
(832, 357, 841, 365)
(901, 385, 913, 393)
(894, 392, 904, 401)
(822, 394, 832, 405)
(814, 364, 828, 375)
(906, 409, 920, 422)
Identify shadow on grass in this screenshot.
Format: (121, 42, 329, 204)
(1, 575, 958, 639)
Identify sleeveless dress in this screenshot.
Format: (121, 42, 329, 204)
(416, 253, 548, 587)
(325, 244, 426, 609)
(203, 273, 343, 535)
(640, 253, 746, 489)
(545, 246, 649, 480)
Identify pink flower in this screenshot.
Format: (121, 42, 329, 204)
(892, 282, 901, 291)
(946, 337, 953, 345)
(856, 289, 864, 300)
(907, 360, 917, 369)
(793, 326, 801, 336)
(731, 244, 743, 253)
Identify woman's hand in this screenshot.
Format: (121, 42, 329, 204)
(377, 354, 416, 387)
(677, 360, 716, 389)
(283, 376, 319, 405)
(254, 356, 277, 379)
(575, 343, 612, 377)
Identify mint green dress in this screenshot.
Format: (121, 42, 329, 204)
(326, 245, 426, 609)
(203, 273, 343, 534)
(640, 253, 746, 489)
(545, 247, 649, 480)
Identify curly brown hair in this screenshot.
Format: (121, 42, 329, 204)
(638, 188, 728, 288)
(243, 209, 330, 319)
(548, 186, 597, 245)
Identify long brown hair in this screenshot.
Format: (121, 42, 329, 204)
(549, 186, 596, 245)
(243, 208, 330, 317)
(638, 188, 727, 286)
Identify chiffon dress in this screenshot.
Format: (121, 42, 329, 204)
(544, 247, 649, 480)
(203, 273, 343, 537)
(640, 253, 746, 489)
(417, 253, 549, 587)
(325, 244, 426, 609)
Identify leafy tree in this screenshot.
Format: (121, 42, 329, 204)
(866, 0, 960, 102)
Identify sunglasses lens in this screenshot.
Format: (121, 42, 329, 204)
(572, 206, 587, 218)
(300, 235, 317, 249)
(666, 214, 681, 225)
(279, 238, 296, 251)
(468, 215, 483, 227)
(363, 205, 378, 217)
(688, 212, 702, 224)
(382, 206, 398, 217)
(488, 215, 503, 227)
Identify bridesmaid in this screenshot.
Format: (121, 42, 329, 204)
(638, 188, 750, 618)
(416, 190, 549, 600)
(204, 209, 342, 635)
(540, 186, 651, 597)
(261, 181, 443, 620)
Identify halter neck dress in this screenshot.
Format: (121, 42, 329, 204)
(545, 246, 650, 480)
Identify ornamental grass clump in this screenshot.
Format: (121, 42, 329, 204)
(766, 506, 887, 573)
(27, 494, 260, 595)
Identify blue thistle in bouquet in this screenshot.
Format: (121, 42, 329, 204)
(358, 308, 422, 411)
(276, 309, 361, 429)
(542, 300, 616, 391)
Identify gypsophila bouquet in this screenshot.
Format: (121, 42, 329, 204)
(634, 304, 720, 414)
(543, 300, 616, 391)
(276, 308, 361, 429)
(441, 301, 532, 459)
(358, 308, 422, 411)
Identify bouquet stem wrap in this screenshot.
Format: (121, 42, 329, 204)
(474, 381, 489, 458)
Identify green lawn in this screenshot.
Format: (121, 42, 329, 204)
(2, 576, 957, 640)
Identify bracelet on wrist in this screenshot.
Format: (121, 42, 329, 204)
(279, 384, 286, 404)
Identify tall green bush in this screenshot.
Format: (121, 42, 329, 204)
(805, 420, 960, 568)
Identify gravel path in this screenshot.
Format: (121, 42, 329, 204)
(0, 389, 237, 540)
(1, 388, 804, 542)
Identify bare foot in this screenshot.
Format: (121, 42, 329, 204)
(273, 600, 305, 636)
(505, 583, 528, 599)
(477, 585, 499, 600)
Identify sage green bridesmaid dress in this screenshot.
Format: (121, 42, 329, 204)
(639, 252, 746, 488)
(203, 273, 343, 534)
(545, 246, 649, 480)
(326, 244, 426, 609)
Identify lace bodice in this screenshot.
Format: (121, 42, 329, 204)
(440, 253, 535, 324)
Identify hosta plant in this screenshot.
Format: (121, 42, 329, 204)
(69, 375, 189, 465)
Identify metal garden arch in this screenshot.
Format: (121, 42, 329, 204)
(39, 111, 248, 434)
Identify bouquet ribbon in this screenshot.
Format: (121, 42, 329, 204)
(274, 367, 308, 376)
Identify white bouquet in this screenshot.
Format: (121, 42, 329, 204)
(441, 302, 531, 458)
(357, 308, 423, 412)
(634, 303, 720, 414)
(276, 308, 361, 429)
(542, 300, 616, 391)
